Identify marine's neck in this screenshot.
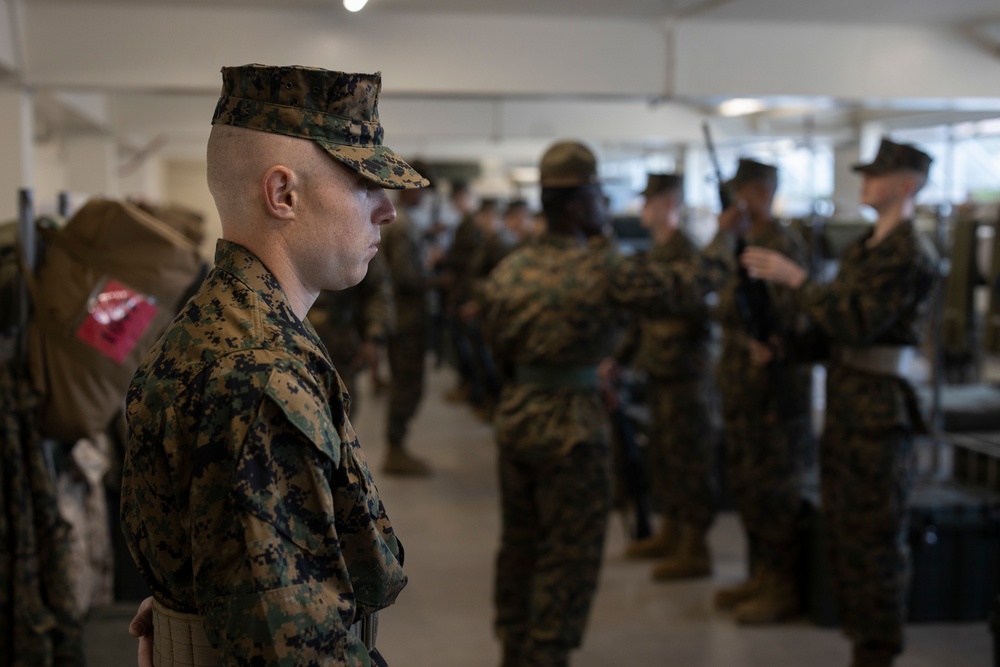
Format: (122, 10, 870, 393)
(870, 199, 914, 248)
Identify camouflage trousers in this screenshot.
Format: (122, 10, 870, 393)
(647, 378, 716, 530)
(494, 439, 612, 661)
(386, 332, 426, 447)
(822, 421, 915, 658)
(722, 402, 809, 573)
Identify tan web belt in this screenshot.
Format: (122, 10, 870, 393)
(152, 599, 217, 667)
(514, 365, 599, 390)
(837, 345, 916, 379)
(151, 599, 378, 666)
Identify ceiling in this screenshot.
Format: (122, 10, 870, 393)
(21, 0, 1000, 26)
(6, 0, 1000, 191)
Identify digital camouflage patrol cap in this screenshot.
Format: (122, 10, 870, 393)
(212, 64, 429, 190)
(727, 158, 778, 190)
(642, 173, 683, 197)
(852, 138, 932, 177)
(539, 141, 599, 188)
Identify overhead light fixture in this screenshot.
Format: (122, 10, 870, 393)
(719, 98, 766, 117)
(344, 0, 368, 11)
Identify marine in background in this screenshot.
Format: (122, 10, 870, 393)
(380, 161, 436, 476)
(703, 158, 813, 625)
(457, 200, 541, 421)
(441, 181, 484, 403)
(604, 173, 717, 581)
(482, 141, 734, 667)
(743, 138, 938, 667)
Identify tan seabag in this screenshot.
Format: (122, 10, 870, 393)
(28, 199, 204, 442)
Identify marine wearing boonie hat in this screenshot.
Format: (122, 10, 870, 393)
(852, 137, 932, 177)
(212, 64, 429, 190)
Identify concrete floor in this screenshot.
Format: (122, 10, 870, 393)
(86, 362, 992, 666)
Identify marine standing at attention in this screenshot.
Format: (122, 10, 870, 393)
(121, 64, 427, 667)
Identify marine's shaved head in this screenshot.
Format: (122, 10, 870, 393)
(206, 124, 324, 231)
(204, 122, 396, 318)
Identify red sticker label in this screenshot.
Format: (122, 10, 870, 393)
(75, 279, 158, 364)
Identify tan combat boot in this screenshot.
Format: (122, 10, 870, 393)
(522, 641, 568, 667)
(382, 445, 432, 477)
(713, 571, 764, 610)
(851, 654, 896, 667)
(651, 524, 711, 581)
(732, 569, 798, 624)
(499, 642, 521, 667)
(850, 642, 898, 667)
(444, 382, 470, 403)
(625, 517, 678, 560)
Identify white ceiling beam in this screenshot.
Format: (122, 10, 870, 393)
(674, 19, 1000, 100)
(17, 2, 1000, 165)
(22, 4, 1000, 103)
(22, 4, 668, 97)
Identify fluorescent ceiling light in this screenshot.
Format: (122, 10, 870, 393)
(719, 98, 766, 117)
(344, 0, 368, 12)
(509, 166, 540, 184)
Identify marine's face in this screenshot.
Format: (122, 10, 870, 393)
(735, 182, 772, 219)
(640, 192, 679, 232)
(475, 207, 501, 235)
(504, 208, 530, 237)
(297, 154, 396, 292)
(859, 171, 910, 211)
(579, 184, 610, 237)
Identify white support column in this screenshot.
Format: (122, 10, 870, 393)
(65, 135, 119, 200)
(0, 87, 34, 221)
(832, 139, 862, 220)
(119, 155, 164, 204)
(859, 122, 888, 161)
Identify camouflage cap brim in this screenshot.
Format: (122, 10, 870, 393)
(851, 162, 893, 175)
(320, 142, 430, 190)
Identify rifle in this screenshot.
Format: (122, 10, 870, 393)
(702, 121, 733, 212)
(702, 123, 796, 417)
(702, 123, 776, 340)
(605, 375, 653, 540)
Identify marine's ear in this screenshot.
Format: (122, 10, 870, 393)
(261, 165, 299, 221)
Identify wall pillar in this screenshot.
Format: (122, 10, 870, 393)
(832, 139, 862, 219)
(0, 87, 34, 221)
(65, 135, 119, 200)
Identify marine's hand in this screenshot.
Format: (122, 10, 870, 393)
(741, 247, 807, 288)
(598, 358, 621, 411)
(458, 300, 481, 322)
(425, 245, 444, 269)
(128, 596, 154, 667)
(717, 200, 749, 234)
(747, 339, 775, 367)
(598, 358, 621, 386)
